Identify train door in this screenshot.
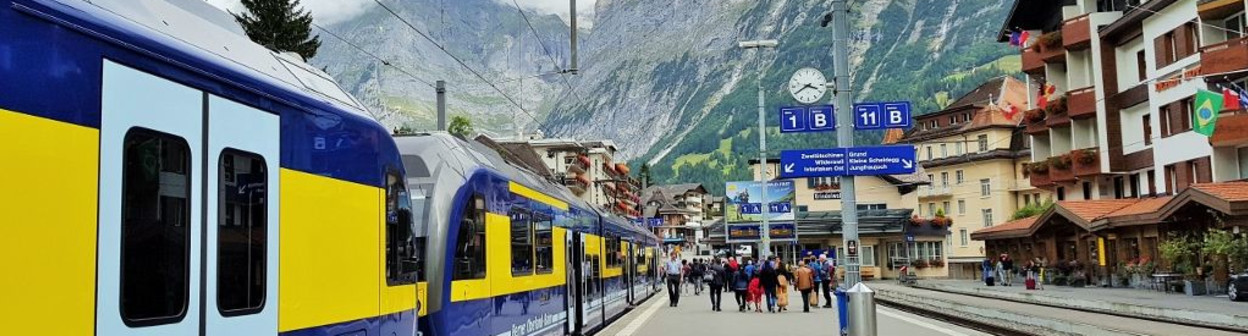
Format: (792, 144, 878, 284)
(566, 231, 581, 335)
(96, 61, 281, 336)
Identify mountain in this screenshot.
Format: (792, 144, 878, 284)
(311, 0, 577, 134)
(311, 0, 1020, 195)
(542, 0, 1021, 194)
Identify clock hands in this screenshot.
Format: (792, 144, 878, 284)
(794, 83, 819, 95)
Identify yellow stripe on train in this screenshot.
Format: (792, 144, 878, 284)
(509, 181, 569, 211)
(0, 109, 99, 336)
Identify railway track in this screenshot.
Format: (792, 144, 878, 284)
(876, 296, 1033, 336)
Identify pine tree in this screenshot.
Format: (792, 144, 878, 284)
(233, 0, 322, 60)
(639, 163, 652, 188)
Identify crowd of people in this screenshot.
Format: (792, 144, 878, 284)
(664, 252, 839, 313)
(982, 253, 1048, 289)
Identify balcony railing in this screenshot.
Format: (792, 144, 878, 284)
(1198, 0, 1245, 21)
(1200, 35, 1248, 77)
(1210, 109, 1248, 147)
(1025, 108, 1049, 135)
(1063, 15, 1092, 50)
(1068, 87, 1096, 119)
(1022, 48, 1045, 75)
(1030, 169, 1054, 188)
(1050, 158, 1076, 183)
(1071, 148, 1101, 177)
(918, 185, 953, 198)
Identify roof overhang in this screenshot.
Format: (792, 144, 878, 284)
(998, 0, 1073, 42)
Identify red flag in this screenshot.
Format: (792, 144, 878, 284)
(1018, 31, 1030, 48)
(1004, 104, 1020, 119)
(1224, 88, 1242, 111)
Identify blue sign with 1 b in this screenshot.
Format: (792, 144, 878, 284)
(778, 145, 917, 178)
(853, 101, 912, 130)
(779, 105, 835, 133)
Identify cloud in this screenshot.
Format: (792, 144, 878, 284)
(500, 0, 598, 28)
(204, 0, 372, 25)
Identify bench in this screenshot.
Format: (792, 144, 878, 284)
(835, 267, 877, 280)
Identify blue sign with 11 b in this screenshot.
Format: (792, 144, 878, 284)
(779, 105, 836, 133)
(853, 101, 912, 130)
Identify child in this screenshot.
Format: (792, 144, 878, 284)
(748, 275, 763, 313)
(776, 272, 790, 312)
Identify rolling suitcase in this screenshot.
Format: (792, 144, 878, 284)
(1025, 277, 1037, 290)
(986, 276, 995, 286)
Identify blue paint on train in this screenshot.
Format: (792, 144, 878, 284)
(278, 310, 416, 336)
(2, 0, 400, 188)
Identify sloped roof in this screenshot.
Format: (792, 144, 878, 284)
(898, 77, 1028, 144)
(474, 135, 553, 178)
(1057, 199, 1141, 223)
(971, 216, 1038, 239)
(1192, 182, 1248, 202)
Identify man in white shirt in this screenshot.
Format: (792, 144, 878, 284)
(665, 252, 684, 307)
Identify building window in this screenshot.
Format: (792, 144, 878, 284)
(977, 134, 989, 152)
(534, 206, 554, 274)
(1024, 194, 1032, 205)
(1136, 50, 1147, 82)
(385, 170, 420, 285)
(927, 174, 934, 185)
(510, 206, 534, 275)
(960, 229, 969, 247)
(1057, 187, 1066, 201)
(940, 144, 948, 158)
(856, 204, 887, 210)
(957, 199, 966, 215)
(218, 150, 268, 315)
(927, 146, 933, 160)
(454, 195, 487, 280)
(121, 130, 190, 325)
(942, 201, 950, 214)
(1160, 105, 1172, 136)
(1225, 14, 1246, 40)
(982, 209, 994, 227)
(1179, 98, 1194, 133)
(941, 172, 949, 187)
(798, 205, 809, 213)
(927, 203, 935, 216)
(1082, 181, 1093, 200)
(980, 178, 991, 196)
(949, 115, 957, 125)
(1143, 114, 1153, 145)
(956, 170, 964, 184)
(956, 141, 964, 155)
(930, 120, 937, 129)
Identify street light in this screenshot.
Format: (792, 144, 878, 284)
(739, 39, 778, 259)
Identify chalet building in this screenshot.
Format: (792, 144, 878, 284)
(896, 76, 1055, 279)
(640, 184, 710, 247)
(476, 135, 642, 219)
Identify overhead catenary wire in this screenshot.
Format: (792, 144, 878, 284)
(507, 0, 591, 110)
(312, 22, 435, 88)
(370, 0, 551, 133)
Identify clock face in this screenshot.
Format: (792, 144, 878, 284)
(788, 67, 827, 105)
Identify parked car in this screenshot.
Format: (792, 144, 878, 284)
(1230, 272, 1248, 301)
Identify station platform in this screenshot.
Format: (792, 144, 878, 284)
(596, 281, 990, 336)
(908, 279, 1248, 332)
(871, 281, 1248, 336)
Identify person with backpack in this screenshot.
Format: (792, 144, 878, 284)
(759, 259, 778, 313)
(809, 256, 824, 309)
(690, 259, 705, 295)
(820, 254, 836, 308)
(731, 265, 750, 312)
(707, 258, 726, 311)
(795, 260, 815, 313)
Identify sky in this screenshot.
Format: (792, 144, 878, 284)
(204, 0, 597, 27)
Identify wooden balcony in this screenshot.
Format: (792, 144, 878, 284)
(1200, 35, 1248, 77)
(1199, 0, 1245, 21)
(1068, 87, 1097, 119)
(1211, 110, 1248, 147)
(1025, 108, 1048, 135)
(1063, 15, 1092, 50)
(1071, 149, 1101, 177)
(1050, 164, 1076, 183)
(1046, 112, 1071, 127)
(1023, 48, 1045, 75)
(1030, 169, 1054, 188)
(1039, 44, 1065, 63)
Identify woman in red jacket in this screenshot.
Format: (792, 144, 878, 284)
(748, 274, 764, 313)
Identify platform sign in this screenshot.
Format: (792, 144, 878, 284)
(852, 101, 912, 130)
(725, 180, 796, 223)
(769, 223, 797, 241)
(647, 217, 663, 227)
(778, 105, 836, 133)
(727, 224, 762, 242)
(779, 145, 917, 178)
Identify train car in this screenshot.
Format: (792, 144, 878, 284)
(395, 133, 659, 336)
(0, 0, 422, 335)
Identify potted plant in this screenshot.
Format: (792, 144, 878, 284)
(910, 215, 929, 227)
(1075, 148, 1098, 165)
(1046, 96, 1068, 116)
(1030, 161, 1050, 174)
(1160, 234, 1206, 295)
(1039, 31, 1063, 50)
(911, 259, 930, 269)
(1026, 108, 1046, 123)
(929, 258, 945, 268)
(1114, 262, 1131, 287)
(1048, 155, 1071, 170)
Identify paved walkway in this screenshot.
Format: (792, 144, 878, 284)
(920, 279, 1246, 314)
(872, 281, 1248, 336)
(597, 282, 990, 336)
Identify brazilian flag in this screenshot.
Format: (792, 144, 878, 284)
(1195, 89, 1222, 137)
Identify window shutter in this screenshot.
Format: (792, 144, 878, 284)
(1174, 25, 1190, 60)
(1154, 35, 1168, 68)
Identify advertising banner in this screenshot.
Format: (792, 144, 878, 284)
(725, 180, 796, 223)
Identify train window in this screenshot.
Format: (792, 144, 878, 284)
(533, 206, 554, 274)
(510, 206, 534, 276)
(605, 238, 621, 268)
(386, 170, 420, 285)
(120, 129, 190, 325)
(453, 195, 487, 280)
(217, 150, 267, 315)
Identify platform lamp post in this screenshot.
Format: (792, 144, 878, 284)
(738, 39, 778, 259)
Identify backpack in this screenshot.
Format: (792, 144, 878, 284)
(702, 267, 715, 281)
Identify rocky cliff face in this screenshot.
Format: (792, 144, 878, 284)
(313, 0, 1019, 193)
(312, 0, 577, 134)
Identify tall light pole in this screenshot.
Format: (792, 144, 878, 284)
(825, 0, 861, 289)
(739, 39, 778, 259)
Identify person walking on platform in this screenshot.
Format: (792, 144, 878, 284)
(707, 258, 726, 311)
(795, 260, 815, 313)
(759, 259, 779, 313)
(665, 253, 683, 307)
(776, 265, 790, 312)
(1001, 254, 1015, 286)
(744, 258, 756, 278)
(731, 265, 750, 312)
(682, 259, 692, 293)
(820, 254, 835, 308)
(747, 273, 763, 313)
(691, 259, 705, 295)
(994, 257, 1006, 287)
(983, 258, 995, 286)
(810, 255, 824, 308)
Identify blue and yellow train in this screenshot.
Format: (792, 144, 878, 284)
(1, 0, 422, 335)
(0, 0, 660, 335)
(396, 134, 662, 336)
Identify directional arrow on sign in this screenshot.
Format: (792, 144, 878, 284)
(784, 163, 795, 174)
(779, 145, 917, 178)
(902, 159, 913, 169)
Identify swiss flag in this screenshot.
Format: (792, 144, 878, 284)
(1004, 104, 1021, 119)
(1224, 88, 1243, 111)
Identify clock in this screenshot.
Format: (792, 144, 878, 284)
(788, 67, 827, 105)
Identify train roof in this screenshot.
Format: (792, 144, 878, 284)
(41, 0, 374, 121)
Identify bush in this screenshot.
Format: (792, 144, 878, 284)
(1025, 108, 1046, 122)
(1075, 148, 1097, 165)
(1046, 96, 1068, 116)
(1160, 233, 1202, 277)
(1048, 155, 1071, 170)
(1039, 31, 1063, 49)
(1011, 199, 1053, 220)
(1029, 161, 1050, 174)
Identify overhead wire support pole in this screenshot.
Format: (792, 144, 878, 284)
(568, 0, 579, 74)
(829, 0, 860, 289)
(738, 39, 778, 259)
